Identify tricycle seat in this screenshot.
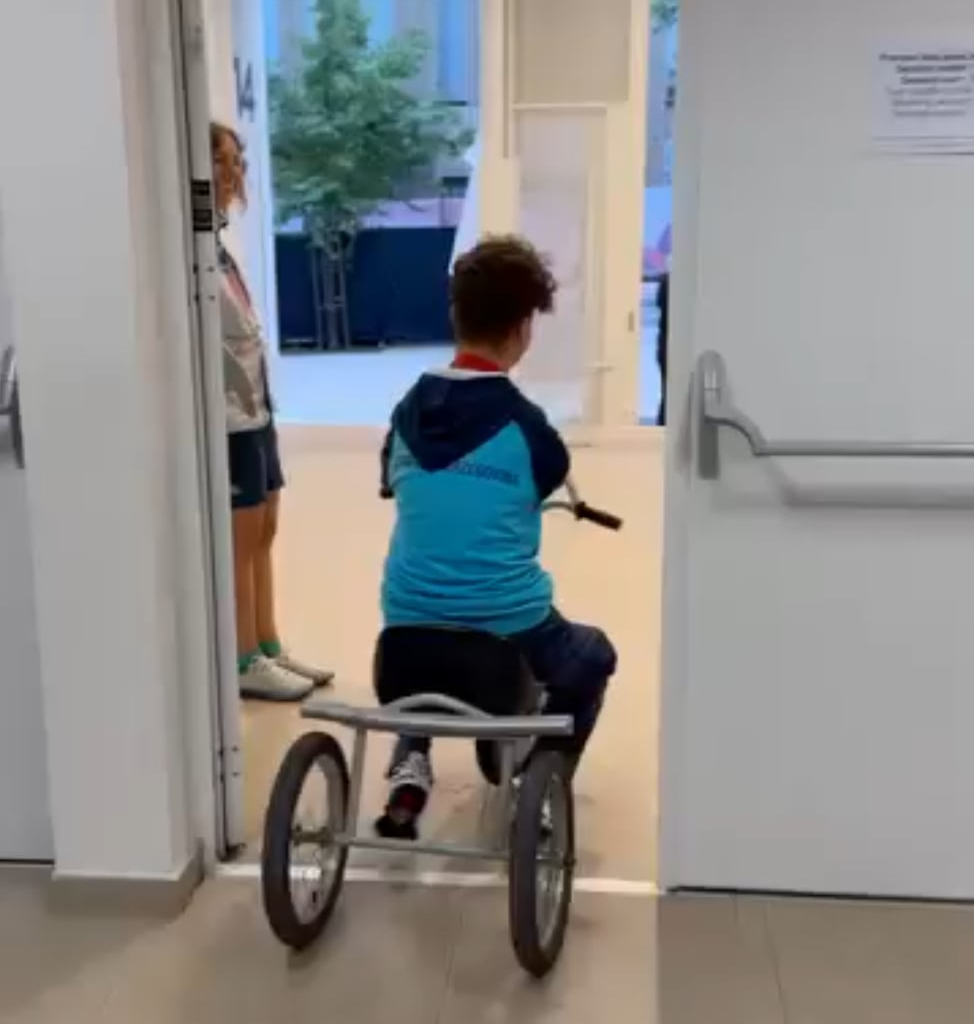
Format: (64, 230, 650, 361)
(373, 625, 536, 717)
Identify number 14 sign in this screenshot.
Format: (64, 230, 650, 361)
(235, 56, 256, 121)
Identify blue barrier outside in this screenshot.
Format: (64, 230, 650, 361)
(276, 227, 455, 351)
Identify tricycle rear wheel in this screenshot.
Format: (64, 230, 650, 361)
(508, 751, 575, 977)
(261, 731, 350, 950)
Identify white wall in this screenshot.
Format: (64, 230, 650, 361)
(661, 0, 974, 896)
(0, 0, 213, 880)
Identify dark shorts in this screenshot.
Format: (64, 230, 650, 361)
(228, 422, 284, 510)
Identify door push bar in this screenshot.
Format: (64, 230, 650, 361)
(0, 346, 24, 469)
(694, 350, 974, 481)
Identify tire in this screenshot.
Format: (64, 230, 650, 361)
(476, 737, 537, 787)
(475, 740, 503, 786)
(508, 751, 575, 978)
(261, 731, 350, 950)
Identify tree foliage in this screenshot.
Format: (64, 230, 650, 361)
(269, 0, 472, 247)
(652, 0, 679, 29)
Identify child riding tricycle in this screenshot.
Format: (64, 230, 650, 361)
(260, 237, 621, 977)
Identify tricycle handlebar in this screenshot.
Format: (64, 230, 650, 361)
(572, 501, 623, 531)
(540, 498, 623, 530)
(381, 478, 622, 530)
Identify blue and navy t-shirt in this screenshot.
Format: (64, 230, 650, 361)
(380, 364, 570, 636)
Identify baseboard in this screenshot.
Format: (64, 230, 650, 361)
(48, 844, 204, 918)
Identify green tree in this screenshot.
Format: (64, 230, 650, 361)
(652, 0, 679, 29)
(269, 0, 471, 348)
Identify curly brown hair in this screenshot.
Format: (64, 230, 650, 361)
(450, 235, 557, 344)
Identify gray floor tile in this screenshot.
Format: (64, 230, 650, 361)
(765, 897, 974, 1024)
(7, 867, 974, 1024)
(101, 880, 461, 1024)
(0, 867, 161, 1024)
(440, 890, 657, 1024)
(656, 896, 785, 1024)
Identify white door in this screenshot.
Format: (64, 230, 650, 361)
(0, 246, 52, 861)
(661, 0, 974, 898)
(478, 0, 648, 431)
(0, 457, 51, 863)
(173, 0, 246, 853)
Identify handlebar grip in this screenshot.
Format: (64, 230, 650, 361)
(574, 502, 623, 531)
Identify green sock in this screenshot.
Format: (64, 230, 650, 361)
(260, 639, 283, 659)
(238, 650, 261, 674)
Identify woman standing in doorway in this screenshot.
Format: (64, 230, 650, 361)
(212, 121, 331, 701)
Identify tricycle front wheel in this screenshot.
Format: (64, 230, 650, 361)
(261, 731, 350, 950)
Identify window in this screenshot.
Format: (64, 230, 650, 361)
(437, 0, 478, 105)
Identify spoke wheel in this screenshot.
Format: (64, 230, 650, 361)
(508, 751, 575, 977)
(261, 731, 350, 950)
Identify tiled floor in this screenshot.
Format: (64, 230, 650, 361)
(4, 868, 974, 1023)
(242, 435, 663, 881)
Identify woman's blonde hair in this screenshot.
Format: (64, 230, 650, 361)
(211, 121, 247, 207)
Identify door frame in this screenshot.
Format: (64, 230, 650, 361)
(171, 0, 247, 856)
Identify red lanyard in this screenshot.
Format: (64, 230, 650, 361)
(451, 352, 502, 372)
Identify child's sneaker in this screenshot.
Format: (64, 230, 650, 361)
(239, 654, 314, 702)
(374, 750, 433, 841)
(274, 649, 334, 688)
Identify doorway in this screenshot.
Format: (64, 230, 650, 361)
(179, 0, 663, 888)
(641, 0, 678, 426)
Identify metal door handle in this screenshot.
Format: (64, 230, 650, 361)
(0, 346, 24, 469)
(0, 345, 13, 413)
(695, 351, 974, 481)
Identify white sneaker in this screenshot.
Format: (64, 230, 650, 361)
(375, 750, 434, 840)
(239, 654, 314, 702)
(389, 750, 434, 797)
(274, 650, 334, 688)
